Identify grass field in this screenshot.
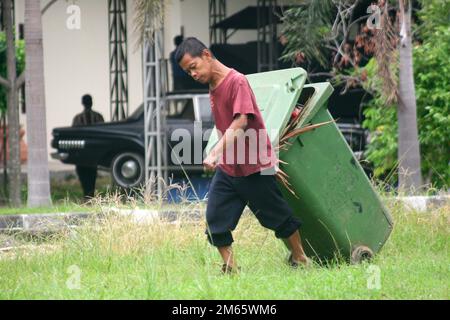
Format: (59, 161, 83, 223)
(0, 199, 448, 300)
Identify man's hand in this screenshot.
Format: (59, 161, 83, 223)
(203, 114, 249, 173)
(203, 153, 218, 172)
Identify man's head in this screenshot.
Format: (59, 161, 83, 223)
(175, 37, 215, 84)
(82, 94, 93, 109)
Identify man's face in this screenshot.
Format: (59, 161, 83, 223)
(179, 50, 213, 84)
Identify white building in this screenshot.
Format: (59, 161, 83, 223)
(11, 0, 281, 166)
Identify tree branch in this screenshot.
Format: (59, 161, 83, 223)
(0, 76, 11, 90)
(41, 0, 59, 16)
(312, 72, 336, 77)
(347, 14, 371, 35)
(15, 71, 25, 88)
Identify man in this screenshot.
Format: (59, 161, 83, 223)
(175, 38, 310, 274)
(72, 94, 104, 200)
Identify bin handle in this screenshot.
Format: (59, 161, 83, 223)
(286, 73, 306, 92)
(286, 79, 296, 92)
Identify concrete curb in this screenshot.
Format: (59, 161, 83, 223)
(112, 208, 203, 224)
(0, 195, 447, 235)
(0, 208, 203, 235)
(387, 195, 449, 212)
(0, 212, 91, 233)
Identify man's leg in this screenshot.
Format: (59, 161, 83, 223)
(86, 167, 98, 198)
(284, 230, 309, 265)
(218, 246, 236, 271)
(239, 172, 310, 267)
(76, 166, 96, 200)
(205, 169, 245, 272)
(76, 166, 88, 198)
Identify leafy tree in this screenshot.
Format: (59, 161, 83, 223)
(0, 0, 23, 206)
(0, 32, 25, 114)
(0, 31, 25, 201)
(281, 0, 425, 192)
(362, 0, 450, 189)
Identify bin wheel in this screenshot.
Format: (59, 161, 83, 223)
(351, 246, 374, 264)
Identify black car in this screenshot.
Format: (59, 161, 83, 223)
(51, 93, 214, 188)
(52, 92, 369, 189)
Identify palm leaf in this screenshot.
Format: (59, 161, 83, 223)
(280, 120, 335, 144)
(133, 0, 165, 47)
(280, 0, 334, 67)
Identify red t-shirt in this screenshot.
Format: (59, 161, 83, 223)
(209, 69, 277, 177)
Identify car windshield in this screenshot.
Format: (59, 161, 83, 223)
(198, 96, 212, 121)
(126, 96, 212, 122)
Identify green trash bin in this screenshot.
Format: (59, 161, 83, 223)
(205, 68, 393, 264)
(278, 81, 393, 263)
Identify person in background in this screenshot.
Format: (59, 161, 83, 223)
(170, 35, 191, 91)
(72, 94, 104, 200)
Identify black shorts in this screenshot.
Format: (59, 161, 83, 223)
(205, 167, 302, 247)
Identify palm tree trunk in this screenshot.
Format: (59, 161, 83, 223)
(397, 0, 422, 193)
(3, 0, 21, 206)
(24, 0, 52, 207)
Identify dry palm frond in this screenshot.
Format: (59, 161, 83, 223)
(374, 0, 399, 105)
(280, 105, 306, 138)
(280, 120, 335, 145)
(276, 167, 290, 179)
(275, 143, 291, 152)
(275, 167, 299, 199)
(133, 0, 165, 48)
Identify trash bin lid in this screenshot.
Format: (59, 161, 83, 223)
(205, 67, 307, 155)
(296, 82, 334, 128)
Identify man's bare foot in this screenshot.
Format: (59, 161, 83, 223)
(288, 254, 313, 268)
(221, 264, 240, 275)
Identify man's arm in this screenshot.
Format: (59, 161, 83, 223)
(72, 115, 79, 127)
(203, 114, 248, 171)
(97, 112, 105, 123)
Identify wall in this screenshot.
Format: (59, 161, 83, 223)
(13, 0, 260, 164)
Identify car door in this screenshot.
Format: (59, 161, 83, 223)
(166, 96, 198, 171)
(193, 95, 214, 166)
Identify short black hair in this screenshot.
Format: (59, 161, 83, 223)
(174, 35, 184, 46)
(174, 37, 213, 64)
(82, 94, 93, 109)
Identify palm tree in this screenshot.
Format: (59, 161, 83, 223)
(0, 0, 21, 206)
(24, 0, 51, 207)
(134, 0, 166, 195)
(396, 0, 422, 191)
(133, 0, 165, 46)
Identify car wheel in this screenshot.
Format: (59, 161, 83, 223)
(111, 152, 145, 189)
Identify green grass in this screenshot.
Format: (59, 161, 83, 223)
(47, 174, 114, 203)
(0, 204, 94, 216)
(0, 173, 114, 210)
(0, 201, 448, 300)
